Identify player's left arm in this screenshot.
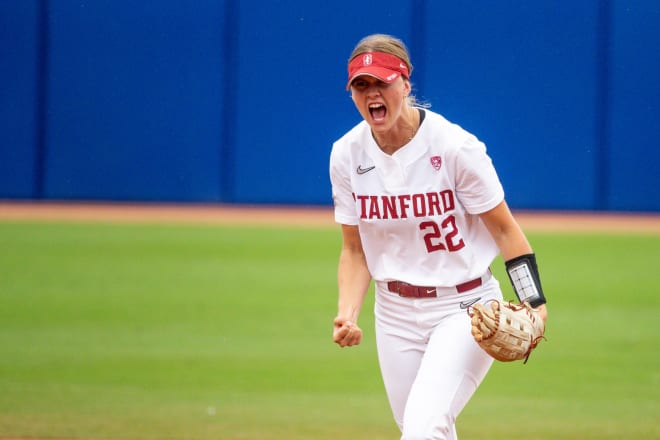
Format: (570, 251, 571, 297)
(479, 200, 547, 323)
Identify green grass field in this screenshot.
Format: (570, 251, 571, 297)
(0, 220, 658, 439)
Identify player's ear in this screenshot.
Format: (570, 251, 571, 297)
(403, 79, 412, 97)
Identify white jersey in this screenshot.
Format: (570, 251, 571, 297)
(329, 109, 504, 287)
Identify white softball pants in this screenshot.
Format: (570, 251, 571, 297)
(374, 276, 502, 440)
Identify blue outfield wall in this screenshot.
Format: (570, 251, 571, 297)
(0, 1, 39, 199)
(0, 1, 658, 211)
(608, 1, 660, 211)
(44, 1, 227, 202)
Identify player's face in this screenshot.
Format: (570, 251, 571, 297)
(350, 75, 411, 134)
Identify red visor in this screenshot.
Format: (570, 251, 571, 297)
(346, 52, 410, 90)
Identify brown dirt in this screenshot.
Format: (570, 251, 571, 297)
(0, 201, 658, 234)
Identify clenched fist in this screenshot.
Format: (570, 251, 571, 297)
(333, 317, 363, 347)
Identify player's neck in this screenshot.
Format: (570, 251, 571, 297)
(372, 107, 419, 155)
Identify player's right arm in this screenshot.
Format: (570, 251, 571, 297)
(333, 224, 371, 348)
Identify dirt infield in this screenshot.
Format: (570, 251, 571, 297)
(0, 201, 659, 233)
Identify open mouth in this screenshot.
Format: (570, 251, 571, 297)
(369, 103, 387, 122)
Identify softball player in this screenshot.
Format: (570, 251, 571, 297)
(330, 34, 548, 440)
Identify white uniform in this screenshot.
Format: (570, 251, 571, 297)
(330, 109, 505, 439)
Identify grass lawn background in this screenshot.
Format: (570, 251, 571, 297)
(0, 220, 658, 439)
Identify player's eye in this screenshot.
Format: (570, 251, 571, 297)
(351, 79, 369, 91)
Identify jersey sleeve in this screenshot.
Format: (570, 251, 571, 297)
(454, 136, 505, 214)
(329, 141, 359, 225)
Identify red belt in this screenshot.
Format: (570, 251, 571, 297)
(387, 273, 487, 298)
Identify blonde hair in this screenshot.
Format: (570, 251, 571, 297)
(349, 34, 428, 108)
(349, 34, 413, 77)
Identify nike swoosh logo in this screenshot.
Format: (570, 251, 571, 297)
(356, 165, 376, 175)
(459, 298, 481, 309)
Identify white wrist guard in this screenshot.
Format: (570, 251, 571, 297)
(505, 253, 547, 308)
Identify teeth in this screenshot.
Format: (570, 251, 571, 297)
(369, 103, 384, 109)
